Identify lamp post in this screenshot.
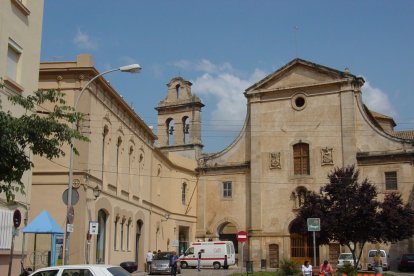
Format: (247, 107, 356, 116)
(64, 63, 141, 265)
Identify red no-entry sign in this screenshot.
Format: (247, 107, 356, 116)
(237, 230, 248, 243)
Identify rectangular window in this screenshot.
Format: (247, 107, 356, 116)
(385, 171, 397, 190)
(7, 39, 22, 83)
(223, 181, 232, 198)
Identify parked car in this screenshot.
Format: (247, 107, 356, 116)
(150, 251, 181, 275)
(29, 264, 131, 276)
(337, 253, 362, 269)
(367, 249, 390, 271)
(120, 261, 137, 273)
(398, 253, 414, 272)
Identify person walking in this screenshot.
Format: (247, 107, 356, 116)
(197, 249, 203, 271)
(373, 250, 383, 275)
(145, 250, 153, 273)
(169, 251, 179, 276)
(319, 260, 334, 276)
(302, 260, 313, 276)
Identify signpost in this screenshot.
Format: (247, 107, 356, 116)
(307, 218, 320, 267)
(237, 231, 248, 275)
(8, 210, 22, 276)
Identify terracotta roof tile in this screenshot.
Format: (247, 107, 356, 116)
(392, 130, 414, 140)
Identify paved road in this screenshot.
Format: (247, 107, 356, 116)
(132, 268, 414, 276)
(133, 266, 240, 276)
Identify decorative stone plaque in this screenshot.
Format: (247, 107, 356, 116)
(269, 152, 281, 169)
(321, 147, 333, 165)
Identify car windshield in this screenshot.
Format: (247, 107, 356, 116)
(369, 251, 385, 257)
(107, 267, 131, 276)
(403, 254, 414, 261)
(154, 252, 172, 260)
(339, 254, 353, 260)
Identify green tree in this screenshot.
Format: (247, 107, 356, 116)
(294, 165, 414, 270)
(0, 85, 87, 202)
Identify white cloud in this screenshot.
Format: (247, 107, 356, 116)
(362, 81, 397, 117)
(73, 29, 98, 50)
(172, 59, 192, 71)
(185, 59, 266, 131)
(173, 59, 236, 74)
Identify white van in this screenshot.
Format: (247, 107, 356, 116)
(179, 241, 236, 269)
(367, 249, 390, 271)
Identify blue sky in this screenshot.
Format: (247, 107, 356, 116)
(41, 0, 414, 153)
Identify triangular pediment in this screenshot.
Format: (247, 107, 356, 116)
(246, 58, 354, 93)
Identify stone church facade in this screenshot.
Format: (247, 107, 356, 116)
(159, 59, 414, 269)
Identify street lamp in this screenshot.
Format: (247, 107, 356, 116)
(64, 63, 141, 265)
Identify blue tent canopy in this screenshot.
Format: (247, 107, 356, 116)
(22, 210, 64, 234)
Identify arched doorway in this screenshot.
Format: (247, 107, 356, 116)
(136, 220, 143, 267)
(218, 222, 238, 252)
(289, 219, 319, 266)
(96, 209, 107, 264)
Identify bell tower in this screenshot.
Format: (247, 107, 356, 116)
(155, 77, 204, 159)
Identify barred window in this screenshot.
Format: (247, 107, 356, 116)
(385, 171, 397, 190)
(293, 143, 310, 175)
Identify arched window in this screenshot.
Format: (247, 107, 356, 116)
(175, 84, 180, 99)
(102, 126, 109, 181)
(294, 186, 308, 208)
(182, 116, 190, 144)
(116, 137, 122, 183)
(293, 143, 310, 175)
(181, 183, 187, 205)
(114, 215, 120, 250)
(166, 118, 174, 145)
(96, 209, 107, 264)
(135, 220, 144, 264)
(129, 146, 134, 174)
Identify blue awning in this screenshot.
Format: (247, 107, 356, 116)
(22, 210, 64, 234)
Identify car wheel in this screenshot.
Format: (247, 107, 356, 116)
(213, 262, 221, 269)
(180, 262, 188, 269)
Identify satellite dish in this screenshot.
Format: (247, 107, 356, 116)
(62, 189, 79, 206)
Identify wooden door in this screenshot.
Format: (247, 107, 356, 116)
(269, 244, 279, 268)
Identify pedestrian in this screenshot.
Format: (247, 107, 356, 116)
(169, 251, 179, 276)
(319, 260, 333, 276)
(373, 250, 383, 275)
(146, 250, 153, 273)
(197, 249, 203, 271)
(302, 260, 312, 276)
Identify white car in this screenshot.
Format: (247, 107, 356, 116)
(337, 253, 362, 270)
(367, 249, 390, 271)
(29, 264, 131, 276)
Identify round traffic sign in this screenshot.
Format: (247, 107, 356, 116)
(62, 188, 79, 205)
(237, 230, 248, 243)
